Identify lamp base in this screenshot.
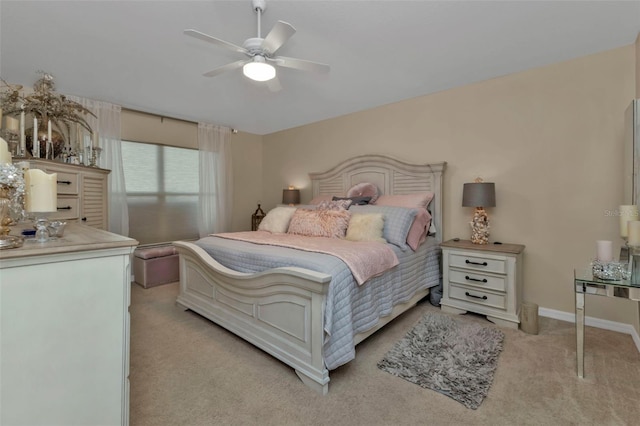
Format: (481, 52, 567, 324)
(470, 207, 490, 245)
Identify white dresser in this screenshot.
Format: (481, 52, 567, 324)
(22, 159, 110, 229)
(440, 239, 525, 329)
(0, 224, 138, 425)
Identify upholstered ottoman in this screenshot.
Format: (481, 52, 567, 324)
(133, 245, 180, 288)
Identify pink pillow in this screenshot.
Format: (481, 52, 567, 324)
(287, 209, 351, 238)
(374, 192, 434, 209)
(406, 209, 432, 251)
(309, 194, 335, 205)
(347, 182, 379, 203)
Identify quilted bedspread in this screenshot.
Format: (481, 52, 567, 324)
(194, 235, 441, 370)
(213, 231, 399, 285)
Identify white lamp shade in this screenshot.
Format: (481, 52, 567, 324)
(243, 60, 276, 82)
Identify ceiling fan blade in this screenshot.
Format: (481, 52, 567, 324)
(273, 56, 330, 74)
(267, 76, 282, 92)
(261, 21, 296, 55)
(203, 59, 249, 77)
(184, 29, 248, 54)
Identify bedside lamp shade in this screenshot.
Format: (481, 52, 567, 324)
(282, 188, 300, 205)
(462, 182, 496, 208)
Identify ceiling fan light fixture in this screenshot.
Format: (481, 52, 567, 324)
(243, 57, 276, 82)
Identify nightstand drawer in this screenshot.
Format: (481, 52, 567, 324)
(449, 284, 507, 310)
(49, 197, 80, 220)
(449, 269, 506, 292)
(449, 252, 506, 275)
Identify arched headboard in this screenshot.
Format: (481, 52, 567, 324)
(309, 155, 446, 242)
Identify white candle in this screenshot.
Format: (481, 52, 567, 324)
(619, 205, 639, 238)
(0, 137, 11, 164)
(93, 131, 99, 147)
(19, 108, 25, 156)
(33, 118, 39, 158)
(0, 107, 3, 128)
(5, 116, 19, 132)
(25, 169, 57, 213)
(47, 120, 52, 142)
(628, 221, 640, 247)
(596, 240, 613, 262)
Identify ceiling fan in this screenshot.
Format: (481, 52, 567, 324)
(184, 0, 330, 86)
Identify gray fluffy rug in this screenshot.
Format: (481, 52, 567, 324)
(377, 313, 505, 409)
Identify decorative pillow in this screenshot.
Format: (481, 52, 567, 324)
(257, 206, 297, 233)
(317, 199, 352, 211)
(309, 194, 335, 205)
(347, 182, 379, 203)
(287, 208, 351, 238)
(406, 208, 432, 251)
(345, 213, 386, 243)
(350, 205, 418, 251)
(332, 195, 372, 206)
(374, 192, 435, 209)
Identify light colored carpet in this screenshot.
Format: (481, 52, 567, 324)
(130, 282, 640, 426)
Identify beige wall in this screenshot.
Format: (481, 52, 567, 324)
(261, 45, 640, 327)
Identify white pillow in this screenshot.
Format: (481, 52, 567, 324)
(345, 213, 386, 243)
(258, 207, 297, 233)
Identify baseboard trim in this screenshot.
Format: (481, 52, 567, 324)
(539, 307, 640, 353)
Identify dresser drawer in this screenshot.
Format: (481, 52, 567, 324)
(49, 197, 80, 220)
(449, 283, 507, 310)
(449, 269, 506, 292)
(54, 171, 79, 195)
(449, 252, 506, 274)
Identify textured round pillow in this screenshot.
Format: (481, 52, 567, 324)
(347, 182, 379, 203)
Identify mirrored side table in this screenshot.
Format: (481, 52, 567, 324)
(574, 269, 640, 378)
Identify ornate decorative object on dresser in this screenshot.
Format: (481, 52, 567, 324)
(17, 159, 110, 229)
(440, 239, 525, 329)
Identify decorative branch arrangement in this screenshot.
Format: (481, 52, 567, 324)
(1, 71, 95, 139)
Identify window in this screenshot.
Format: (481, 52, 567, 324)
(121, 141, 199, 245)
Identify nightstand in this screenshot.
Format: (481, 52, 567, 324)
(440, 239, 525, 329)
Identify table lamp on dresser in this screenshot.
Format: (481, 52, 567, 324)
(462, 178, 496, 245)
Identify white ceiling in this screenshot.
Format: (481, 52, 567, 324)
(1, 1, 639, 135)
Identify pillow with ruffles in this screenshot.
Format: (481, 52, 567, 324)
(345, 213, 386, 243)
(258, 206, 297, 233)
(287, 208, 351, 238)
(317, 198, 352, 211)
(406, 208, 432, 250)
(347, 182, 379, 203)
(374, 192, 434, 209)
(350, 205, 418, 251)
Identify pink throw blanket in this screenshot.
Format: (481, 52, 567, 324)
(213, 231, 399, 285)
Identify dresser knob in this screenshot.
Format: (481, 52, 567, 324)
(465, 275, 488, 283)
(465, 259, 488, 266)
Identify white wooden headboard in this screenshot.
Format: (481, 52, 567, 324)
(309, 155, 446, 242)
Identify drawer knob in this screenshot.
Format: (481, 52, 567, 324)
(465, 275, 488, 283)
(465, 259, 488, 266)
(57, 206, 72, 210)
(465, 292, 488, 300)
(57, 180, 72, 185)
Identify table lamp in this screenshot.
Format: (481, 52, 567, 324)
(25, 169, 57, 242)
(462, 178, 496, 245)
(282, 186, 300, 206)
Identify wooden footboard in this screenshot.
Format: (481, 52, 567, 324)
(174, 241, 333, 394)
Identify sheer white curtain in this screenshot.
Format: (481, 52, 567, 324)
(197, 123, 233, 237)
(68, 96, 129, 236)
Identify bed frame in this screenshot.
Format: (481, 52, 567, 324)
(174, 154, 446, 394)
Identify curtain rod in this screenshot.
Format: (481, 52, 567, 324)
(122, 107, 238, 133)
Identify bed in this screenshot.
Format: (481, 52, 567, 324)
(174, 154, 446, 394)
